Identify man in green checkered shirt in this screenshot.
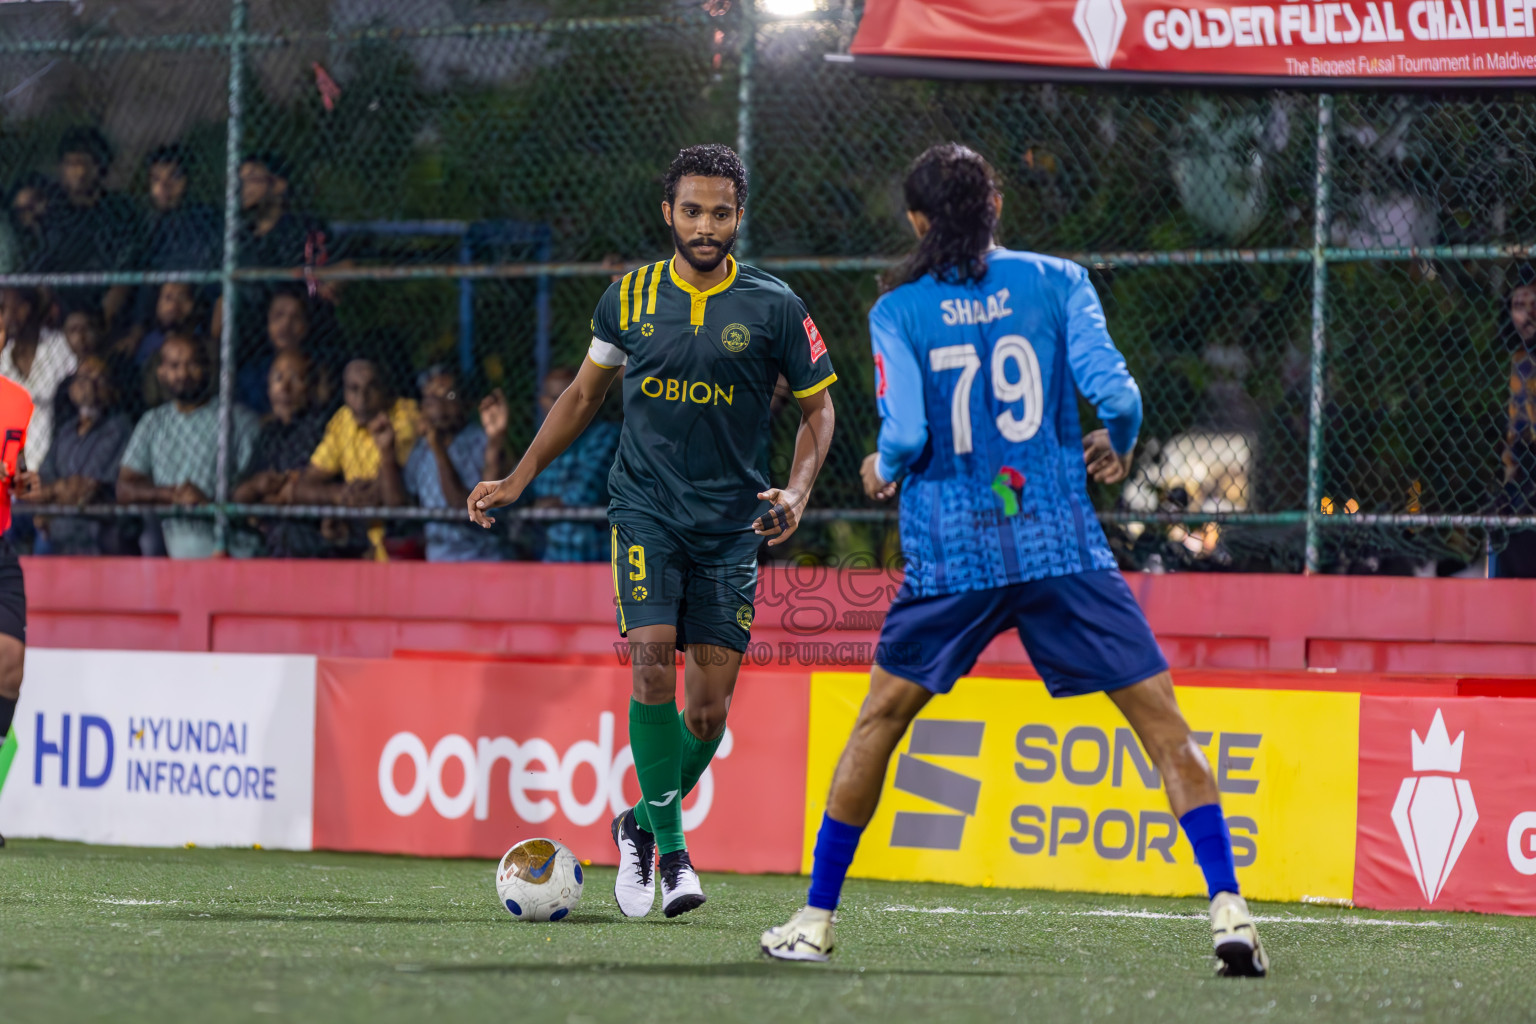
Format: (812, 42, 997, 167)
(117, 332, 258, 557)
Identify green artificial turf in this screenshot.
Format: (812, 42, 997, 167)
(1, 839, 1530, 1023)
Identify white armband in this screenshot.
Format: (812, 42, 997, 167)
(587, 336, 628, 369)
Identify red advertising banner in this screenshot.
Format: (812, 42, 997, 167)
(313, 658, 810, 873)
(1354, 695, 1536, 915)
(849, 0, 1536, 84)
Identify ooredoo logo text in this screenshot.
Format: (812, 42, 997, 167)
(375, 712, 732, 833)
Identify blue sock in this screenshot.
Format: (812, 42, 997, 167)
(1179, 803, 1240, 899)
(806, 813, 865, 911)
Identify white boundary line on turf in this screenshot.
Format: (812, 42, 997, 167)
(876, 905, 1447, 927)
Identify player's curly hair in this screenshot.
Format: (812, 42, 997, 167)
(881, 143, 999, 293)
(663, 144, 749, 210)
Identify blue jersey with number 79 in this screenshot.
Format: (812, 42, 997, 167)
(871, 248, 1143, 598)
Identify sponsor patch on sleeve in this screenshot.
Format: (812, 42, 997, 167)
(874, 352, 887, 398)
(804, 315, 827, 363)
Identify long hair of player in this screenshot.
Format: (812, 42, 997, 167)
(881, 142, 999, 293)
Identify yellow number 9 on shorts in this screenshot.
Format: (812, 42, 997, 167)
(628, 544, 646, 581)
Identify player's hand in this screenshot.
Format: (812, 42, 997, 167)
(860, 453, 898, 502)
(468, 477, 522, 528)
(480, 389, 509, 441)
(753, 487, 805, 546)
(1083, 429, 1134, 485)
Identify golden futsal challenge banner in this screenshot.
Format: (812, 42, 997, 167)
(802, 673, 1361, 903)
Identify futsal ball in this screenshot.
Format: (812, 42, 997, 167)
(495, 838, 583, 922)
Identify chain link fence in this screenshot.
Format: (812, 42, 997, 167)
(2, 0, 1534, 572)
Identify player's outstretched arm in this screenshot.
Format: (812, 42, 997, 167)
(467, 359, 621, 527)
(754, 386, 834, 547)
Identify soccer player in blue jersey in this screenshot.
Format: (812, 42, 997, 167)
(760, 144, 1268, 977)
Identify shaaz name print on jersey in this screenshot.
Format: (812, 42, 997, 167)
(941, 289, 1014, 326)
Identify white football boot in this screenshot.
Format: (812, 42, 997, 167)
(659, 849, 706, 918)
(610, 807, 657, 918)
(1211, 891, 1269, 977)
(761, 905, 835, 962)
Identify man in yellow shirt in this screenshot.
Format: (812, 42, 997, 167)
(296, 358, 418, 558)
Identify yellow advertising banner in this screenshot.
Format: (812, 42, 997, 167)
(802, 673, 1361, 903)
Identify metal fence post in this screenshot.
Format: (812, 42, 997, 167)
(735, 0, 756, 260)
(1303, 92, 1334, 574)
(213, 0, 247, 553)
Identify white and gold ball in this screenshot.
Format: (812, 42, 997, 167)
(495, 838, 583, 922)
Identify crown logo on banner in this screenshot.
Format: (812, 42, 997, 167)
(1411, 709, 1465, 773)
(1391, 709, 1478, 904)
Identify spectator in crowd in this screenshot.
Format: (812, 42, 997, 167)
(528, 365, 620, 562)
(41, 127, 139, 327)
(128, 281, 202, 370)
(132, 282, 215, 413)
(1499, 273, 1536, 577)
(403, 365, 511, 562)
(221, 152, 332, 355)
(120, 144, 223, 349)
(61, 301, 106, 363)
(235, 285, 340, 415)
(117, 331, 258, 558)
(237, 152, 324, 270)
(233, 350, 330, 558)
(5, 173, 59, 273)
(56, 300, 134, 437)
(0, 286, 78, 472)
(139, 144, 220, 272)
(18, 356, 133, 555)
(295, 358, 417, 560)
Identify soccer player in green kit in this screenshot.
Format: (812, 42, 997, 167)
(467, 145, 837, 918)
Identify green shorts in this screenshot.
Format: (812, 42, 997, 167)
(609, 514, 759, 653)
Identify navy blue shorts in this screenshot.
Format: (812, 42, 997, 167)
(875, 569, 1167, 697)
(609, 515, 758, 654)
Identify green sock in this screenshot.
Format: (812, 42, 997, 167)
(629, 698, 686, 854)
(632, 711, 726, 836)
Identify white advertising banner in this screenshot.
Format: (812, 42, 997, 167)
(0, 650, 316, 849)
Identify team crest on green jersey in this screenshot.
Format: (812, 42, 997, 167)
(721, 323, 750, 353)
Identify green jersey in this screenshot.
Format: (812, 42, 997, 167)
(588, 254, 837, 539)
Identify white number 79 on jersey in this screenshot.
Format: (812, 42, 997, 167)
(929, 334, 1043, 454)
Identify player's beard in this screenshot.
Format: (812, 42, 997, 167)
(672, 222, 738, 274)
